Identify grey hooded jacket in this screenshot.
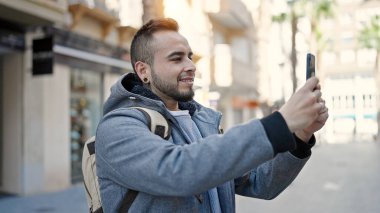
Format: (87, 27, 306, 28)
(95, 73, 315, 212)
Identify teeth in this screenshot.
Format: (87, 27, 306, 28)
(181, 79, 193, 82)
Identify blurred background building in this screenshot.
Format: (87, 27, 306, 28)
(268, 0, 380, 144)
(320, 0, 379, 143)
(0, 0, 132, 195)
(0, 0, 379, 196)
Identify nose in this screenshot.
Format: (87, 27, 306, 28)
(185, 58, 196, 73)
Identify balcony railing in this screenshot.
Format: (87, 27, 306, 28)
(68, 0, 120, 40)
(205, 0, 252, 29)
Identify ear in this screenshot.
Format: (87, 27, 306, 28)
(134, 61, 151, 82)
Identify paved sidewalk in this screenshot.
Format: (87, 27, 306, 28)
(1, 141, 379, 213)
(0, 184, 88, 213)
(236, 141, 380, 213)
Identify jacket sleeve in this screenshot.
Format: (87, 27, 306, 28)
(234, 112, 316, 199)
(234, 151, 309, 200)
(95, 108, 296, 197)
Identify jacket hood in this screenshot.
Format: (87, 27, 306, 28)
(103, 73, 197, 115)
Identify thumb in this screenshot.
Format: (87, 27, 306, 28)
(304, 77, 319, 91)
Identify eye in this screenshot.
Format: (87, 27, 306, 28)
(171, 57, 182, 62)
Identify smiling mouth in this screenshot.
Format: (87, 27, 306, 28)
(179, 78, 194, 83)
(178, 75, 194, 83)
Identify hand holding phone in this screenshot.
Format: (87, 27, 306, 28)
(306, 53, 315, 79)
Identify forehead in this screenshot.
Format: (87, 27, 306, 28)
(151, 30, 192, 54)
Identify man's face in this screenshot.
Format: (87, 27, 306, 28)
(148, 30, 196, 102)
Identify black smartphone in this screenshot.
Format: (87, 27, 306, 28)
(306, 53, 315, 80)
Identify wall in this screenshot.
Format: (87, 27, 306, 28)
(42, 64, 70, 192)
(22, 33, 71, 194)
(1, 53, 24, 194)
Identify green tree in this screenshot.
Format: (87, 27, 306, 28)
(359, 15, 380, 71)
(272, 13, 287, 56)
(272, 13, 288, 103)
(358, 15, 380, 137)
(289, 1, 301, 93)
(309, 0, 335, 72)
(272, 1, 302, 93)
(272, 0, 334, 93)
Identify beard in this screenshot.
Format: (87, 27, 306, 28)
(151, 70, 194, 102)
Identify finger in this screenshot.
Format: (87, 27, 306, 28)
(312, 101, 324, 114)
(305, 77, 319, 91)
(319, 105, 328, 114)
(312, 90, 322, 100)
(317, 110, 329, 123)
(317, 95, 324, 103)
(315, 84, 321, 91)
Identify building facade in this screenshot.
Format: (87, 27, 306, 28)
(125, 0, 263, 129)
(0, 0, 272, 195)
(268, 0, 380, 143)
(320, 0, 379, 143)
(0, 0, 133, 195)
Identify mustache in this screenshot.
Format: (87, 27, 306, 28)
(178, 71, 195, 79)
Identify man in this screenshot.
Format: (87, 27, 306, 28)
(96, 18, 329, 212)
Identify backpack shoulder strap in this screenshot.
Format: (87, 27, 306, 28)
(131, 107, 171, 140)
(82, 107, 171, 213)
(117, 107, 171, 212)
(82, 136, 102, 213)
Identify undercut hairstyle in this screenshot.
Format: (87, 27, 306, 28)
(130, 18, 179, 73)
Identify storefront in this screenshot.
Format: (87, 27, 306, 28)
(52, 27, 131, 183)
(0, 0, 132, 196)
(0, 23, 131, 194)
(70, 68, 103, 182)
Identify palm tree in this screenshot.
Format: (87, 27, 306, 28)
(272, 1, 301, 93)
(288, 1, 301, 93)
(272, 13, 288, 102)
(272, 13, 287, 55)
(290, 6, 299, 93)
(272, 0, 335, 93)
(309, 0, 335, 71)
(359, 15, 380, 137)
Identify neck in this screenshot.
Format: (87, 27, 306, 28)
(148, 85, 179, 111)
(164, 99, 179, 111)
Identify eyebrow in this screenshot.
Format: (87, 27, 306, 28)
(167, 51, 193, 59)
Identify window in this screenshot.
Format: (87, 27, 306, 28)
(70, 69, 102, 183)
(231, 37, 250, 64)
(340, 32, 354, 45)
(340, 50, 356, 64)
(214, 44, 232, 87)
(339, 13, 354, 26)
(322, 51, 336, 65)
(357, 49, 376, 67)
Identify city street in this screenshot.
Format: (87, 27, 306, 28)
(0, 141, 379, 213)
(1, 1, 379, 212)
(237, 141, 380, 213)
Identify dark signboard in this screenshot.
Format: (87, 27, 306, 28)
(32, 36, 54, 75)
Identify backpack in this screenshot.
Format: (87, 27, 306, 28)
(82, 107, 171, 213)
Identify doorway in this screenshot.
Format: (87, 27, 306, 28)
(70, 68, 102, 183)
